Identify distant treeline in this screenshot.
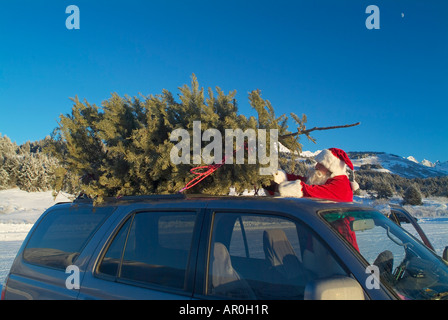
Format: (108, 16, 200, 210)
(0, 135, 58, 192)
(355, 170, 448, 198)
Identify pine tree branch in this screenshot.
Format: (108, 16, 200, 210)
(279, 122, 360, 140)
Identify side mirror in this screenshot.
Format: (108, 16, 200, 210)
(304, 276, 365, 300)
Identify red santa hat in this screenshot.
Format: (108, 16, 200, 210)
(314, 148, 354, 178)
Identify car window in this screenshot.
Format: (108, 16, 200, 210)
(322, 210, 448, 300)
(97, 211, 197, 291)
(23, 206, 114, 270)
(207, 212, 348, 300)
(389, 208, 435, 251)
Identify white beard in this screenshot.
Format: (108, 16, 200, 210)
(306, 168, 331, 185)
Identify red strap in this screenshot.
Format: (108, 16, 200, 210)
(179, 163, 224, 192)
(179, 143, 248, 192)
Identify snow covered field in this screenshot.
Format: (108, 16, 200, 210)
(0, 188, 447, 286)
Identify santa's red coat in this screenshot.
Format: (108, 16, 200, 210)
(282, 174, 354, 202)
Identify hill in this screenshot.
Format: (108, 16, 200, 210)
(347, 152, 448, 179)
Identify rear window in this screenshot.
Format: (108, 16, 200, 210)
(97, 211, 197, 291)
(23, 205, 115, 270)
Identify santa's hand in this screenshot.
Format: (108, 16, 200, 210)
(351, 180, 360, 192)
(279, 180, 303, 198)
(273, 170, 287, 184)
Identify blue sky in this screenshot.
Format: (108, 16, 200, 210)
(0, 0, 447, 163)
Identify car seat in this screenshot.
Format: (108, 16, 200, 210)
(263, 229, 304, 282)
(209, 242, 256, 299)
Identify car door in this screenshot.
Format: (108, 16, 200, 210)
(195, 209, 357, 300)
(78, 209, 204, 299)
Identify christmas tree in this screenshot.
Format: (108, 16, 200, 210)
(48, 75, 316, 203)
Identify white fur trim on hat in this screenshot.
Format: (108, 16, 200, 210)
(314, 149, 347, 178)
(273, 170, 287, 184)
(279, 180, 303, 198)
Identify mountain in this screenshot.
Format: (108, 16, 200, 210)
(435, 161, 448, 173)
(347, 152, 448, 179)
(406, 156, 419, 164)
(408, 156, 448, 171)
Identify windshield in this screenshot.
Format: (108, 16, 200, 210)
(321, 210, 448, 300)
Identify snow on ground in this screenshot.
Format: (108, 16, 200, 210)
(0, 188, 72, 224)
(0, 189, 447, 286)
(352, 194, 448, 219)
(354, 195, 448, 257)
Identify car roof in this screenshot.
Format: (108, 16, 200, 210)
(56, 194, 372, 220)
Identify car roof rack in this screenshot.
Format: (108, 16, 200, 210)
(73, 193, 186, 204)
(112, 194, 187, 202)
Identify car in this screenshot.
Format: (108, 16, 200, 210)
(2, 194, 448, 300)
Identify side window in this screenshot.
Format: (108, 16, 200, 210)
(97, 217, 132, 277)
(207, 212, 348, 300)
(97, 211, 196, 291)
(23, 206, 114, 269)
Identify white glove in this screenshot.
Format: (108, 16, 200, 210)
(273, 170, 287, 184)
(351, 180, 360, 192)
(279, 180, 303, 198)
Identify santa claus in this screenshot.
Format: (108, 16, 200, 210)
(273, 148, 359, 202)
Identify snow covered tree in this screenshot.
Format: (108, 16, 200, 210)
(16, 154, 41, 192)
(0, 134, 17, 156)
(403, 184, 423, 205)
(0, 134, 19, 189)
(0, 133, 60, 192)
(375, 181, 394, 199)
(0, 168, 9, 190)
